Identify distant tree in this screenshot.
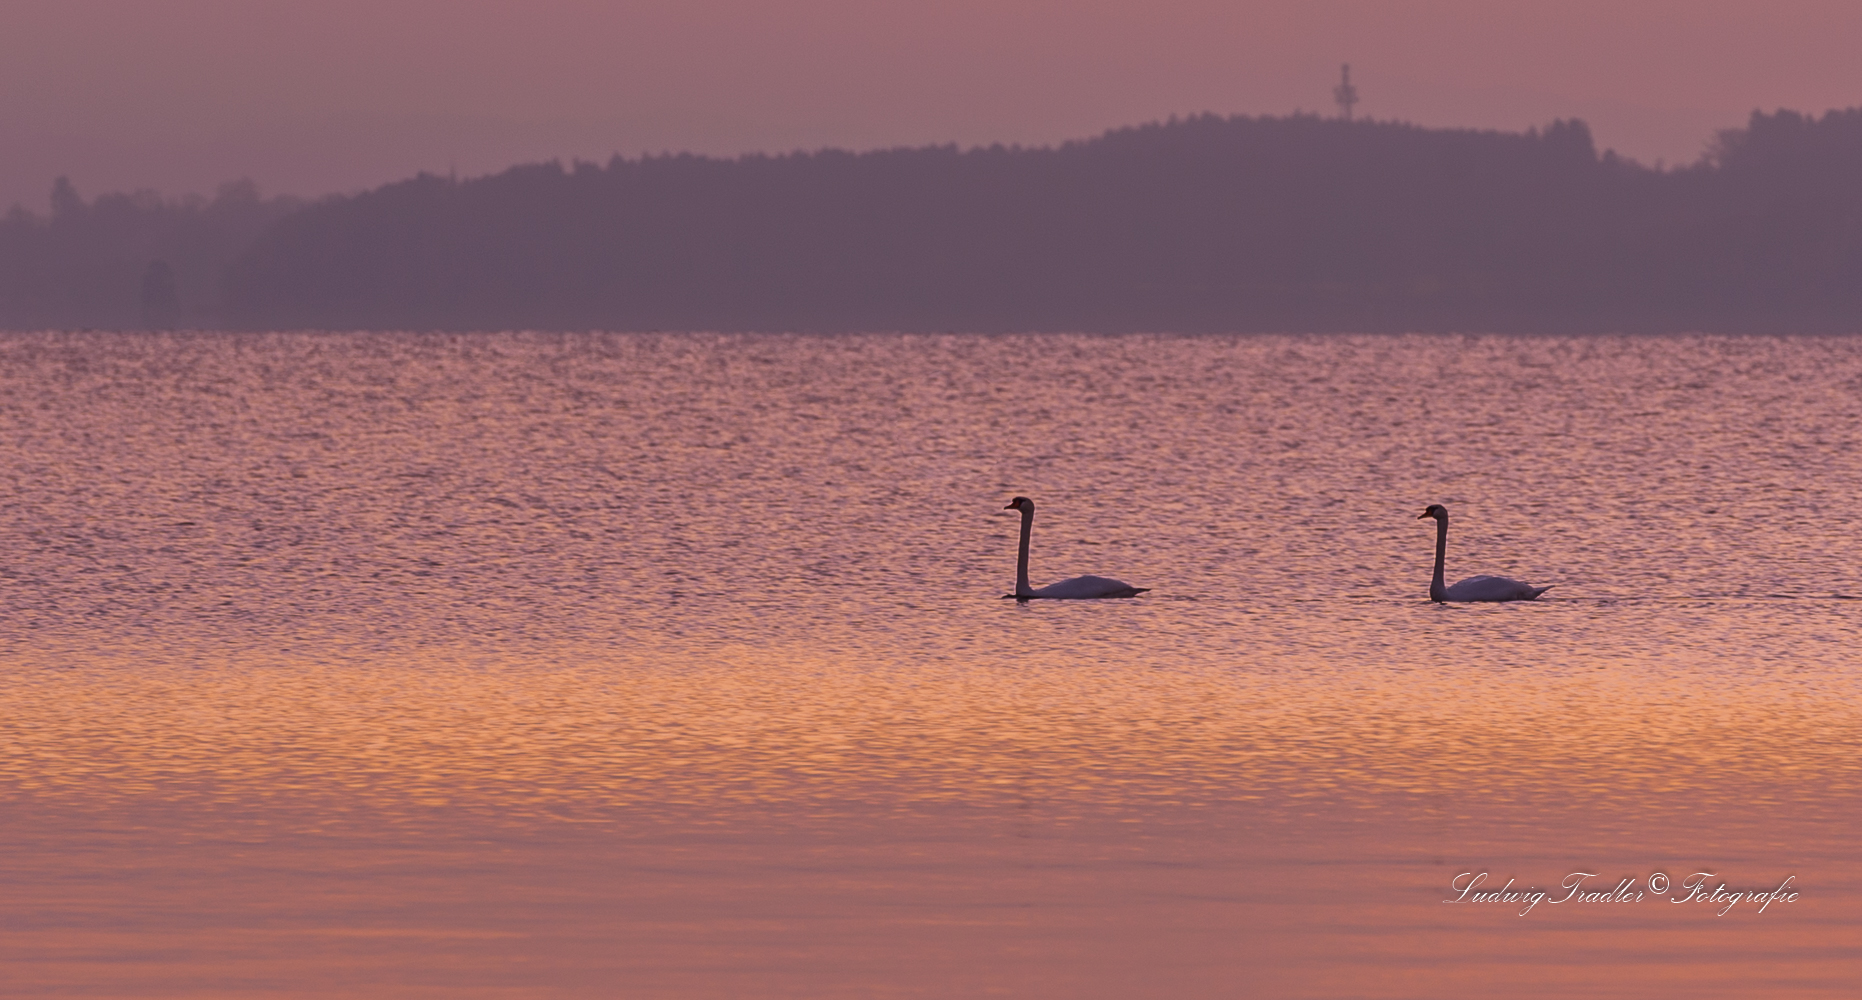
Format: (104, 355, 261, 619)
(216, 178, 260, 205)
(49, 176, 83, 220)
(140, 259, 179, 329)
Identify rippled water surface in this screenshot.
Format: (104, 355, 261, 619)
(2, 332, 1858, 998)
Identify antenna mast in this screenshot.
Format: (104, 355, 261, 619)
(1334, 63, 1359, 121)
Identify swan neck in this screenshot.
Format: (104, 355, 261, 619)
(1430, 514, 1448, 602)
(1015, 506, 1034, 596)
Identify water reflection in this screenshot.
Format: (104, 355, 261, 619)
(0, 332, 1857, 997)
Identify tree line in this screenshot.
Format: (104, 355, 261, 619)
(6, 110, 1862, 332)
(0, 179, 301, 330)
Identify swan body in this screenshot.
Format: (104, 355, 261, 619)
(1003, 496, 1149, 600)
(1439, 574, 1548, 602)
(1021, 574, 1149, 600)
(1419, 504, 1550, 603)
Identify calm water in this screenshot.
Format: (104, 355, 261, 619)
(1, 332, 1858, 998)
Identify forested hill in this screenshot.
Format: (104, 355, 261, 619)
(229, 115, 1654, 332)
(11, 110, 1862, 332)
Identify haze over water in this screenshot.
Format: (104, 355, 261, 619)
(2, 331, 1857, 998)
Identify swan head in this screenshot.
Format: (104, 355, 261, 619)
(1419, 504, 1447, 521)
(1004, 496, 1034, 512)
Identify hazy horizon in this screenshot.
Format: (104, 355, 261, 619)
(7, 0, 1862, 212)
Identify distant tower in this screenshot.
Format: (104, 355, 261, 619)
(1334, 63, 1359, 121)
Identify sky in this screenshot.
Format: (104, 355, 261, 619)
(4, 0, 1861, 211)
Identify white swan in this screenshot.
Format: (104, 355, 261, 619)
(1003, 496, 1149, 600)
(1419, 504, 1550, 602)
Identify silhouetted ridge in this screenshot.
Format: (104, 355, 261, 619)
(10, 110, 1862, 332)
(226, 115, 1672, 331)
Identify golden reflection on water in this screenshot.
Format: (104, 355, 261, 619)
(4, 639, 1859, 822)
(4, 636, 1858, 998)
(2, 332, 1860, 997)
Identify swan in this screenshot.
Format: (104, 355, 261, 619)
(1003, 496, 1149, 600)
(1419, 504, 1551, 603)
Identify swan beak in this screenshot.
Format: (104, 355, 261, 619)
(1416, 511, 1431, 519)
(1004, 501, 1017, 509)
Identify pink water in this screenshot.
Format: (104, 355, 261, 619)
(1, 332, 1857, 997)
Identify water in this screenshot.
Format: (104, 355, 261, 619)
(1, 332, 1857, 998)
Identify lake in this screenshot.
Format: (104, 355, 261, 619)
(1, 331, 1857, 997)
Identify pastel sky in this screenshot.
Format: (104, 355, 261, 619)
(5, 0, 1860, 210)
